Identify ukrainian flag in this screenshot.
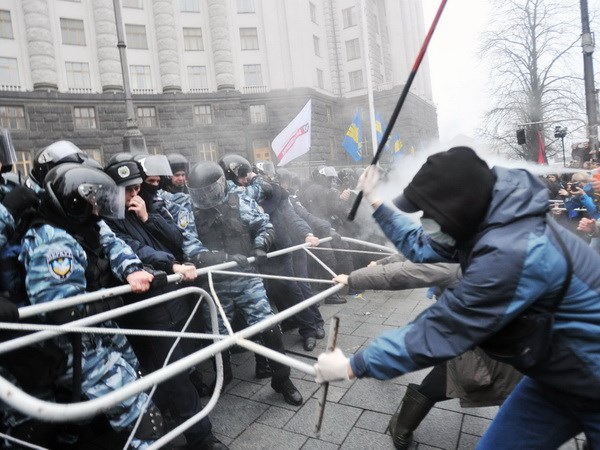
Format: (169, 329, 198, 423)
(375, 113, 384, 145)
(342, 111, 363, 161)
(391, 132, 404, 163)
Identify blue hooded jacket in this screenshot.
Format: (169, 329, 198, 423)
(351, 167, 600, 405)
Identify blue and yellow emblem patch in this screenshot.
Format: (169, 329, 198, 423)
(177, 210, 190, 229)
(47, 250, 74, 280)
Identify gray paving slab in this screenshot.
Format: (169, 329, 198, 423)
(230, 422, 308, 450)
(340, 377, 406, 414)
(355, 410, 393, 434)
(412, 406, 463, 449)
(301, 438, 340, 450)
(209, 394, 270, 439)
(351, 322, 397, 338)
(456, 432, 479, 450)
(460, 414, 492, 437)
(284, 398, 363, 445)
(250, 377, 320, 411)
(340, 427, 395, 449)
(256, 405, 296, 428)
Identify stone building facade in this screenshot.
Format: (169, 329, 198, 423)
(0, 0, 438, 175)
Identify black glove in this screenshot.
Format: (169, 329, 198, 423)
(252, 249, 268, 265)
(192, 250, 227, 268)
(84, 296, 124, 317)
(229, 253, 250, 268)
(2, 186, 40, 219)
(0, 296, 18, 322)
(330, 230, 342, 246)
(143, 266, 168, 289)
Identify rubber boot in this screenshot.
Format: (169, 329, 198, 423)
(388, 383, 435, 449)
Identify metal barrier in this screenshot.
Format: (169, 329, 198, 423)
(0, 237, 391, 448)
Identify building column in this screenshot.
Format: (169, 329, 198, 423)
(207, 0, 235, 91)
(152, 0, 181, 93)
(21, 0, 58, 91)
(92, 0, 124, 92)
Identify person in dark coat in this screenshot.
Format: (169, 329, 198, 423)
(316, 147, 600, 449)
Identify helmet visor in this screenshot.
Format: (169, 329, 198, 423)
(78, 182, 125, 220)
(188, 176, 226, 209)
(0, 129, 17, 171)
(137, 155, 173, 177)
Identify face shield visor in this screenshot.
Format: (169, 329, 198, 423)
(0, 129, 17, 173)
(136, 154, 173, 177)
(77, 182, 125, 220)
(188, 175, 226, 209)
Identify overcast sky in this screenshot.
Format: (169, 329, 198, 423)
(421, 0, 600, 143)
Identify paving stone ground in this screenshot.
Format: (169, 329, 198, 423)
(199, 288, 585, 450)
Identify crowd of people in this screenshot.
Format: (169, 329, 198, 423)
(0, 129, 386, 449)
(2, 129, 600, 449)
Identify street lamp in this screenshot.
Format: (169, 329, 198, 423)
(554, 125, 568, 167)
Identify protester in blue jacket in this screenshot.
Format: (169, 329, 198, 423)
(314, 147, 600, 449)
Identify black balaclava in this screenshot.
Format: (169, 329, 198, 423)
(397, 147, 496, 244)
(139, 182, 159, 212)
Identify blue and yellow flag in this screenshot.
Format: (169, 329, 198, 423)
(375, 113, 384, 146)
(391, 132, 404, 163)
(342, 111, 363, 161)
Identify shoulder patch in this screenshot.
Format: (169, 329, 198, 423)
(47, 249, 74, 280)
(177, 209, 190, 229)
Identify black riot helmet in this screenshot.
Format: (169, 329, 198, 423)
(218, 154, 252, 185)
(188, 161, 227, 209)
(30, 140, 88, 186)
(311, 165, 338, 188)
(338, 168, 357, 189)
(275, 168, 293, 187)
(253, 161, 276, 180)
(44, 164, 125, 224)
(0, 129, 17, 173)
(167, 153, 189, 174)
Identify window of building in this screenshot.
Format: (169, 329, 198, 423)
(253, 140, 271, 161)
(180, 0, 200, 12)
(0, 105, 26, 130)
(122, 0, 143, 8)
(193, 105, 212, 125)
(0, 57, 19, 87)
(187, 66, 208, 90)
(83, 148, 103, 164)
(196, 142, 217, 161)
(326, 105, 332, 123)
(14, 150, 32, 176)
(240, 28, 259, 51)
(183, 27, 203, 51)
(249, 104, 266, 124)
(65, 62, 91, 90)
(60, 18, 86, 46)
(237, 0, 255, 13)
(125, 24, 148, 49)
(243, 64, 263, 86)
(147, 145, 161, 155)
(309, 2, 317, 23)
(0, 10, 13, 39)
(313, 35, 320, 57)
(137, 106, 157, 128)
(346, 38, 360, 61)
(349, 69, 364, 90)
(73, 107, 96, 129)
(342, 7, 357, 28)
(130, 65, 152, 90)
(316, 68, 324, 89)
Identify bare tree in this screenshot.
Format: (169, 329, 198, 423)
(479, 0, 584, 161)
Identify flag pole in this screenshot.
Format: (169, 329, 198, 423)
(348, 0, 448, 220)
(360, 0, 378, 157)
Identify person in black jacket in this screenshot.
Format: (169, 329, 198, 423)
(103, 159, 227, 450)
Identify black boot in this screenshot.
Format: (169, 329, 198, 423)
(388, 384, 435, 449)
(255, 354, 273, 379)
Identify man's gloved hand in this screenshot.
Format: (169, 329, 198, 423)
(329, 229, 342, 246)
(0, 296, 18, 322)
(2, 186, 40, 219)
(229, 253, 250, 268)
(314, 348, 351, 383)
(252, 249, 268, 265)
(357, 165, 382, 206)
(84, 296, 124, 317)
(192, 250, 227, 268)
